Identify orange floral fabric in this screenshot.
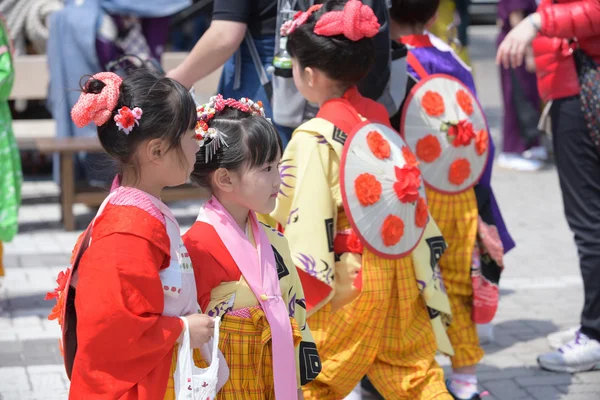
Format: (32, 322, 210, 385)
(367, 131, 391, 159)
(381, 215, 404, 246)
(355, 173, 382, 206)
(422, 91, 445, 117)
(449, 158, 471, 186)
(393, 165, 421, 204)
(415, 197, 429, 228)
(401, 146, 419, 166)
(448, 120, 475, 148)
(416, 135, 442, 163)
(456, 90, 473, 115)
(475, 129, 488, 156)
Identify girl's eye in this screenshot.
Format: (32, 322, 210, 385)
(265, 166, 273, 172)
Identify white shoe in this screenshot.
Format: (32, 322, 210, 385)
(522, 146, 548, 161)
(548, 326, 580, 350)
(497, 153, 544, 172)
(537, 332, 600, 373)
(477, 323, 495, 345)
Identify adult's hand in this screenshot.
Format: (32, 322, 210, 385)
(496, 12, 541, 69)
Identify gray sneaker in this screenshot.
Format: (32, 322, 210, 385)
(538, 332, 600, 373)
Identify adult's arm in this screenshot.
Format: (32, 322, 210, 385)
(357, 0, 391, 100)
(539, 0, 600, 39)
(167, 0, 252, 88)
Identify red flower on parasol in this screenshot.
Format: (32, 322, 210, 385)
(393, 165, 421, 204)
(355, 173, 382, 206)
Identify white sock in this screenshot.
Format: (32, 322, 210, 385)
(449, 373, 478, 399)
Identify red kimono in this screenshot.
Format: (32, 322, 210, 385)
(69, 203, 183, 399)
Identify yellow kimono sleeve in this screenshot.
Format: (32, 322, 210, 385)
(271, 131, 339, 312)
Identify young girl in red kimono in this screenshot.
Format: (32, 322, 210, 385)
(46, 69, 225, 399)
(183, 96, 320, 399)
(269, 1, 453, 399)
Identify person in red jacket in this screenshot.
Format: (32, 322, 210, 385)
(497, 0, 600, 373)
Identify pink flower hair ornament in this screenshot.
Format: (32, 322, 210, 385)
(71, 72, 123, 128)
(195, 95, 268, 163)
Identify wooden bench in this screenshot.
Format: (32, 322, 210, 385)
(12, 53, 221, 231)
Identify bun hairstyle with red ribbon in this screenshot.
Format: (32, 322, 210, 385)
(71, 68, 196, 178)
(286, 0, 380, 86)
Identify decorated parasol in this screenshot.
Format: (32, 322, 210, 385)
(340, 121, 429, 259)
(400, 74, 490, 194)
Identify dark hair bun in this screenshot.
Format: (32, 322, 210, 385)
(287, 0, 376, 85)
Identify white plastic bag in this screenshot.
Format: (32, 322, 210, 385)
(174, 316, 221, 400)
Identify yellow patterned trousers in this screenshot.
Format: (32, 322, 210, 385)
(302, 251, 452, 400)
(426, 188, 484, 369)
(164, 309, 301, 400)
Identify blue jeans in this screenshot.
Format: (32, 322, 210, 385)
(217, 35, 294, 148)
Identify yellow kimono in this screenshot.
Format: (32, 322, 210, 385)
(270, 93, 453, 400)
(183, 203, 321, 399)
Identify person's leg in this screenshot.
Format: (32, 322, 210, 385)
(537, 96, 600, 372)
(302, 249, 397, 400)
(366, 256, 451, 400)
(427, 188, 484, 398)
(551, 96, 600, 342)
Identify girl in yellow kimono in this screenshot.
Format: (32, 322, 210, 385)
(270, 1, 454, 399)
(183, 95, 321, 400)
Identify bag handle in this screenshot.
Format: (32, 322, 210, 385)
(208, 316, 221, 371)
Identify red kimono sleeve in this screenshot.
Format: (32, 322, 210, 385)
(184, 222, 241, 312)
(540, 0, 600, 39)
(69, 232, 183, 400)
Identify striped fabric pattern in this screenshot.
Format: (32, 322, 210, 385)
(426, 188, 484, 368)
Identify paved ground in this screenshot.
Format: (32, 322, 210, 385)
(1, 25, 599, 399)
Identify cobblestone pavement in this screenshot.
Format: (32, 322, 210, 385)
(1, 26, 599, 399)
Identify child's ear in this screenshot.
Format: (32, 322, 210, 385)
(212, 168, 234, 193)
(146, 138, 165, 162)
(305, 66, 316, 88)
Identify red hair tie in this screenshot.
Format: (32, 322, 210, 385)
(314, 0, 380, 41)
(71, 72, 123, 128)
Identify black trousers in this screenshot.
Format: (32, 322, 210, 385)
(552, 95, 600, 342)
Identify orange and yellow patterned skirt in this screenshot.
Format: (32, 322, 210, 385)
(426, 188, 484, 368)
(164, 307, 301, 400)
(302, 213, 452, 400)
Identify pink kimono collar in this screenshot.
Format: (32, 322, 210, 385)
(198, 196, 298, 400)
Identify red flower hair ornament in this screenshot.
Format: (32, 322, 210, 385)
(71, 72, 124, 128)
(280, 0, 380, 41)
(314, 0, 380, 41)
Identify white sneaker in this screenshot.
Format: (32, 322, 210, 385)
(548, 326, 580, 350)
(522, 146, 548, 161)
(497, 153, 543, 172)
(537, 332, 600, 373)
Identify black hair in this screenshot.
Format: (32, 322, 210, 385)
(190, 107, 282, 189)
(81, 68, 196, 178)
(287, 0, 376, 88)
(389, 0, 440, 26)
